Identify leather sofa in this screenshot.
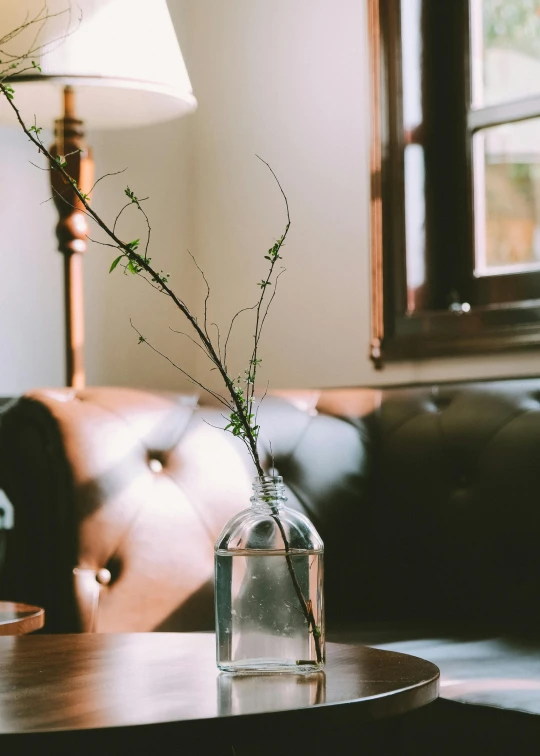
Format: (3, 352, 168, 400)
(1, 380, 540, 754)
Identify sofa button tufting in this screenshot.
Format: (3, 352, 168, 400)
(96, 568, 112, 586)
(149, 458, 163, 473)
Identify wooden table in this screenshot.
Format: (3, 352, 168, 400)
(0, 602, 44, 636)
(0, 633, 439, 754)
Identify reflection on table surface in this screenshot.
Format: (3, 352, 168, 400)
(218, 670, 326, 716)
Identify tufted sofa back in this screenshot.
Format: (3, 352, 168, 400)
(0, 379, 539, 632)
(373, 379, 540, 626)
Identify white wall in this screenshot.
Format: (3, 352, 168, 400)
(183, 0, 369, 392)
(2, 0, 540, 397)
(0, 125, 64, 395)
(84, 115, 196, 391)
(84, 0, 197, 391)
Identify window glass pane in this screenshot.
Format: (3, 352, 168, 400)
(401, 0, 428, 309)
(404, 144, 426, 303)
(401, 0, 423, 130)
(472, 0, 540, 107)
(474, 118, 540, 275)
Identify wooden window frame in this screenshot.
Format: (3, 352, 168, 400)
(368, 0, 540, 368)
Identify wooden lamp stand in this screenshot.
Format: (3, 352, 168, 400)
(50, 86, 94, 389)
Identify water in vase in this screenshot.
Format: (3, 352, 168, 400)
(215, 548, 324, 673)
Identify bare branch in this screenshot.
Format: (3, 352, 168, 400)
(255, 380, 270, 429)
(89, 169, 128, 196)
(168, 325, 219, 366)
(245, 159, 291, 411)
(186, 248, 211, 339)
(28, 160, 49, 172)
(201, 417, 227, 431)
(269, 440, 276, 475)
(223, 301, 258, 370)
(257, 267, 286, 343)
(1, 4, 80, 70)
(132, 270, 171, 296)
(86, 236, 121, 250)
(210, 322, 222, 362)
(130, 320, 232, 411)
(200, 417, 259, 469)
(136, 196, 152, 261)
(48, 182, 95, 221)
(256, 154, 290, 221)
(113, 201, 132, 235)
(5, 80, 268, 474)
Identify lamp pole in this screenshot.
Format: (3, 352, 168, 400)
(50, 86, 94, 389)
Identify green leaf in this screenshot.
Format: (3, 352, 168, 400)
(109, 255, 123, 273)
(125, 186, 138, 203)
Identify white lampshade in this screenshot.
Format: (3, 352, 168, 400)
(0, 0, 197, 129)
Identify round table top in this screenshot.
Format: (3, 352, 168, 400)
(0, 602, 44, 636)
(0, 632, 438, 741)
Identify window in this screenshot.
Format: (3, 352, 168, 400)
(368, 0, 540, 367)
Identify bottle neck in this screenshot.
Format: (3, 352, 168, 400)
(251, 475, 287, 510)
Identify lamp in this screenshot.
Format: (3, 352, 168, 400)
(0, 0, 197, 388)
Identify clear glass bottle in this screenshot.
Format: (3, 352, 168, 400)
(215, 475, 325, 674)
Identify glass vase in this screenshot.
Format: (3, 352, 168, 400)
(215, 475, 325, 674)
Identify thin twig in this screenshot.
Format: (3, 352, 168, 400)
(186, 248, 211, 339)
(269, 440, 276, 474)
(223, 302, 258, 371)
(169, 325, 220, 366)
(87, 236, 121, 250)
(254, 380, 270, 429)
(113, 201, 132, 234)
(47, 182, 95, 221)
(89, 169, 128, 196)
(129, 321, 232, 411)
(210, 322, 222, 361)
(258, 267, 286, 341)
(0, 4, 77, 62)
